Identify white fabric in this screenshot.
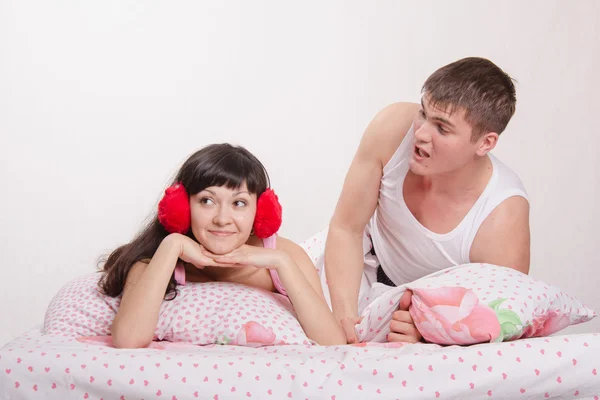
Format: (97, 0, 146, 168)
(367, 125, 529, 286)
(301, 229, 595, 345)
(2, 328, 599, 399)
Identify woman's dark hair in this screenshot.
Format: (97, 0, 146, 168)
(98, 143, 270, 300)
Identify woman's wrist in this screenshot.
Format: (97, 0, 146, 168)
(272, 250, 294, 272)
(157, 233, 185, 269)
(166, 233, 187, 251)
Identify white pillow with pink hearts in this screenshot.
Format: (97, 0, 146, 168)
(43, 274, 312, 347)
(357, 263, 596, 345)
(152, 281, 312, 346)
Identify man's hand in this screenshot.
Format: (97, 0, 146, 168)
(387, 290, 422, 343)
(339, 316, 362, 344)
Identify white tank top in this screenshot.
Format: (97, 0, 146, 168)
(365, 125, 528, 286)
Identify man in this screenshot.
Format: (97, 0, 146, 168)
(325, 57, 530, 344)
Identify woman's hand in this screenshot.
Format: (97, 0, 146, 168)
(201, 244, 289, 270)
(169, 234, 227, 270)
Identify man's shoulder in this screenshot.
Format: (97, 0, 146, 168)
(361, 102, 420, 167)
(470, 193, 530, 272)
(371, 102, 420, 129)
(489, 154, 529, 199)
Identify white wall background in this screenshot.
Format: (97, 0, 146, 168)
(1, 1, 598, 346)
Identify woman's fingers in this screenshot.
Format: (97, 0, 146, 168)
(200, 245, 276, 269)
(212, 256, 241, 264)
(185, 248, 228, 269)
(188, 258, 239, 269)
(196, 250, 249, 268)
(201, 247, 238, 259)
(202, 247, 248, 264)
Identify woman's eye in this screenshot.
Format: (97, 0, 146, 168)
(419, 109, 426, 118)
(200, 198, 215, 205)
(234, 200, 247, 207)
(437, 125, 448, 134)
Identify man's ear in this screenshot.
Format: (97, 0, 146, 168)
(476, 132, 499, 156)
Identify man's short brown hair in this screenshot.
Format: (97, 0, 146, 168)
(422, 57, 516, 140)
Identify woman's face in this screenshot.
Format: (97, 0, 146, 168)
(189, 182, 257, 255)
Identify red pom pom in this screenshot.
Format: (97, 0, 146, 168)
(253, 189, 282, 238)
(158, 183, 190, 234)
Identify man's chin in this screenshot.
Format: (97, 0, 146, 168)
(408, 160, 431, 176)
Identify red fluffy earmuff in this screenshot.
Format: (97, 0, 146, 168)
(157, 184, 282, 238)
(253, 188, 282, 238)
(157, 183, 191, 234)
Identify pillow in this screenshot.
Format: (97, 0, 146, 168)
(44, 274, 312, 347)
(357, 263, 596, 345)
(154, 281, 312, 347)
(43, 273, 118, 337)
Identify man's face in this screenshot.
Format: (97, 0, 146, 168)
(409, 95, 485, 176)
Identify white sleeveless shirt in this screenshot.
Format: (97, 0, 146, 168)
(365, 125, 528, 286)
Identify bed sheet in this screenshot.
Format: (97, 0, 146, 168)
(1, 329, 598, 399)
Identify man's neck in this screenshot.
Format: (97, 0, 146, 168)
(416, 155, 492, 198)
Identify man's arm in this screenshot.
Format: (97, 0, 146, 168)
(470, 196, 530, 274)
(325, 102, 419, 342)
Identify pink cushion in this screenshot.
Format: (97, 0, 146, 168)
(407, 264, 596, 345)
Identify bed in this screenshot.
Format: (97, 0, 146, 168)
(1, 327, 598, 399)
(2, 229, 598, 399)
